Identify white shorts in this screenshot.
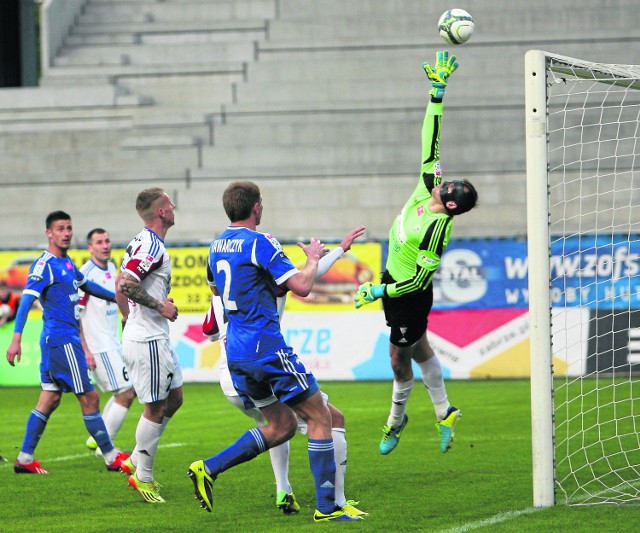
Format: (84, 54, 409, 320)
(122, 338, 183, 404)
(90, 347, 133, 394)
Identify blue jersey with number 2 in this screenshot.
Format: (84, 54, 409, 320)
(209, 226, 298, 362)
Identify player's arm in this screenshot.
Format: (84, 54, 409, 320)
(284, 238, 326, 297)
(114, 273, 130, 328)
(355, 219, 451, 307)
(81, 278, 116, 302)
(420, 51, 459, 192)
(5, 292, 37, 366)
(78, 319, 96, 370)
(316, 225, 365, 278)
(117, 270, 178, 321)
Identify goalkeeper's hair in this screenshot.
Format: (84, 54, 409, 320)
(223, 181, 261, 222)
(45, 210, 72, 229)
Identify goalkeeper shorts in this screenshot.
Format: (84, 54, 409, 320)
(381, 270, 433, 347)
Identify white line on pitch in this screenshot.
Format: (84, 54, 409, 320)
(0, 442, 188, 467)
(435, 507, 541, 533)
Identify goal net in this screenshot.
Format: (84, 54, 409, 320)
(525, 50, 640, 507)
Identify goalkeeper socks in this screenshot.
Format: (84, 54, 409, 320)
(332, 428, 348, 507)
(269, 440, 292, 493)
(387, 379, 414, 427)
(308, 438, 336, 513)
(20, 409, 49, 455)
(417, 357, 450, 420)
(204, 428, 268, 477)
(83, 411, 115, 456)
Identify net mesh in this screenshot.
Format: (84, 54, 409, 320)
(545, 53, 640, 505)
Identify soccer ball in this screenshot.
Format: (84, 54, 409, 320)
(438, 9, 474, 45)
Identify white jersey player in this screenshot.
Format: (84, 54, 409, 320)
(116, 188, 182, 504)
(80, 229, 135, 456)
(208, 225, 367, 516)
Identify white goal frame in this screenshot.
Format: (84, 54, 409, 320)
(525, 49, 640, 507)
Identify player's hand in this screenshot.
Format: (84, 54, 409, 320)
(85, 352, 96, 371)
(298, 238, 327, 262)
(340, 225, 366, 252)
(354, 282, 385, 309)
(160, 298, 179, 322)
(422, 50, 458, 99)
(6, 336, 22, 367)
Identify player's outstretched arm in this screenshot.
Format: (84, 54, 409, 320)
(340, 225, 366, 252)
(316, 225, 366, 279)
(287, 238, 326, 297)
(422, 50, 458, 100)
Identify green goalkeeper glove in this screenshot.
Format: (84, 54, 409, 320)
(354, 282, 385, 309)
(422, 50, 459, 100)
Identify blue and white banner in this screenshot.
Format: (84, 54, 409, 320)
(431, 235, 640, 310)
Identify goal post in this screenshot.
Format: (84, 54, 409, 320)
(525, 50, 640, 507)
(525, 49, 555, 508)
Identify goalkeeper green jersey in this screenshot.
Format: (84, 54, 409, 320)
(385, 100, 452, 298)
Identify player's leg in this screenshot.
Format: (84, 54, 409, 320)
(379, 280, 434, 455)
(188, 399, 295, 513)
(123, 338, 180, 501)
(326, 403, 368, 517)
(45, 340, 128, 469)
(76, 388, 127, 469)
(293, 393, 360, 521)
(88, 348, 135, 448)
(413, 333, 460, 453)
(14, 383, 60, 474)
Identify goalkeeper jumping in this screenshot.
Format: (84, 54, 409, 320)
(354, 51, 478, 456)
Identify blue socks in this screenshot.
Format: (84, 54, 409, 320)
(309, 438, 336, 513)
(83, 411, 114, 455)
(204, 428, 267, 476)
(21, 410, 49, 455)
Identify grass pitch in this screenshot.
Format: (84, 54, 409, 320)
(1, 380, 639, 532)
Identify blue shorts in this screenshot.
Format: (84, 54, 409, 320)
(228, 346, 319, 410)
(40, 340, 94, 395)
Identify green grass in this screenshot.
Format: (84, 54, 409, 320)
(1, 380, 640, 532)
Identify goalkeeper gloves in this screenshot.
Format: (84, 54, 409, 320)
(354, 282, 385, 309)
(422, 50, 459, 100)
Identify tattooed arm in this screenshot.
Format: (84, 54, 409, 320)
(117, 271, 178, 322)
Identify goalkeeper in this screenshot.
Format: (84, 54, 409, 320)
(354, 51, 478, 456)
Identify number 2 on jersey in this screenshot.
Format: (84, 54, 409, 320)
(216, 260, 238, 310)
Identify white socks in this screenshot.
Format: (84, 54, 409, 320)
(103, 401, 129, 442)
(332, 428, 347, 507)
(387, 379, 414, 427)
(417, 357, 450, 420)
(269, 441, 291, 493)
(134, 416, 164, 482)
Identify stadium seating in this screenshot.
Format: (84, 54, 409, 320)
(0, 0, 638, 246)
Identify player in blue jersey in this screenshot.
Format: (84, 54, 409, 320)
(187, 181, 362, 522)
(210, 224, 368, 517)
(5, 211, 130, 474)
(354, 52, 478, 456)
